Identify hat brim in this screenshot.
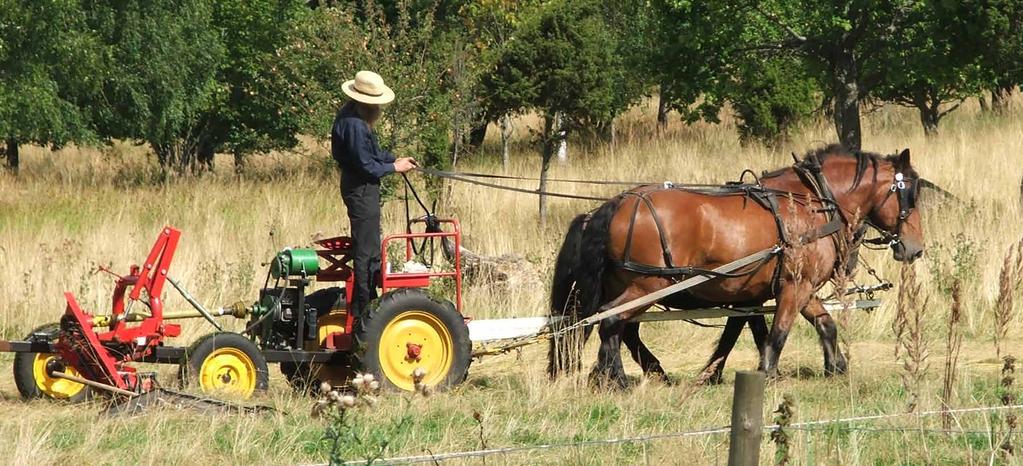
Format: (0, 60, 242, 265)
(342, 80, 395, 105)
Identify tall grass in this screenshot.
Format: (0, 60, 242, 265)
(0, 100, 1021, 464)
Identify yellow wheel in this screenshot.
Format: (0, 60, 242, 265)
(13, 323, 91, 402)
(181, 332, 268, 399)
(378, 311, 454, 391)
(355, 289, 471, 392)
(31, 354, 87, 399)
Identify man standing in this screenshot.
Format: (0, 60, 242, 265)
(332, 71, 417, 316)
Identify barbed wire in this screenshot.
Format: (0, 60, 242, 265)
(329, 403, 1023, 465)
(778, 403, 1023, 430)
(340, 425, 731, 465)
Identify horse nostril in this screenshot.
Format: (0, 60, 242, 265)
(912, 249, 923, 259)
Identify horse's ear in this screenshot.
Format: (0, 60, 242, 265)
(898, 148, 911, 166)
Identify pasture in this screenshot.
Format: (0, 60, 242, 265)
(0, 100, 1020, 465)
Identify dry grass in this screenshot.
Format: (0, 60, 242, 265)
(1, 99, 1022, 464)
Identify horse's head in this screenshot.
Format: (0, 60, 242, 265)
(868, 149, 924, 262)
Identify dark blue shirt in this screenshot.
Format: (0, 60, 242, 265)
(331, 104, 396, 185)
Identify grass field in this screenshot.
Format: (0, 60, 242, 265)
(0, 100, 1021, 465)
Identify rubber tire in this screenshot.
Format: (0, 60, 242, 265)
(179, 332, 269, 398)
(13, 323, 92, 402)
(353, 288, 471, 392)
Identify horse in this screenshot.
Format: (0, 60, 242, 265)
(548, 144, 924, 388)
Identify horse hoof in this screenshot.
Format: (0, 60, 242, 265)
(825, 359, 849, 377)
(588, 371, 629, 391)
(646, 366, 669, 382)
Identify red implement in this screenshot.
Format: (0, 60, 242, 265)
(54, 227, 182, 392)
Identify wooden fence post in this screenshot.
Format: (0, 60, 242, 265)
(728, 370, 766, 466)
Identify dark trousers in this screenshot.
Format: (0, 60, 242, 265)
(341, 178, 381, 316)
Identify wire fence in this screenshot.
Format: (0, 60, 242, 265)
(332, 403, 1023, 465)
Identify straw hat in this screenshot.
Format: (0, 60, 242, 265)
(342, 70, 395, 105)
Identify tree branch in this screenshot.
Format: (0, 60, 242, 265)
(754, 5, 806, 44)
(938, 99, 965, 118)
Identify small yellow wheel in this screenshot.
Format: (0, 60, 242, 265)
(354, 289, 471, 392)
(13, 323, 91, 402)
(180, 333, 268, 398)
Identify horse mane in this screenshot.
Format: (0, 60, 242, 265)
(761, 143, 918, 192)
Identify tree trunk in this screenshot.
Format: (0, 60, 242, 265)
(832, 49, 863, 151)
(992, 82, 1014, 114)
(469, 122, 487, 148)
(657, 82, 669, 133)
(538, 114, 556, 227)
(4, 137, 18, 174)
(609, 118, 617, 156)
(978, 94, 990, 113)
(913, 88, 941, 137)
(197, 139, 215, 173)
(233, 150, 245, 174)
(500, 115, 512, 171)
(555, 112, 567, 164)
(917, 105, 939, 137)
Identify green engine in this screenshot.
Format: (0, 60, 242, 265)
(247, 247, 340, 351)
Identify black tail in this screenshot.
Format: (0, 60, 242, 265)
(547, 199, 620, 378)
(549, 213, 588, 317)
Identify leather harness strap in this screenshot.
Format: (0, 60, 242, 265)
(610, 158, 848, 296)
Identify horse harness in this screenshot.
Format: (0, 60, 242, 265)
(609, 154, 851, 294)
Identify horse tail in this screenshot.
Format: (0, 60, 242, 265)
(549, 213, 588, 317)
(547, 198, 620, 378)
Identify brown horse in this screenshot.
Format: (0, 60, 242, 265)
(548, 144, 923, 387)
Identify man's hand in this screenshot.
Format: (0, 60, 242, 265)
(393, 157, 418, 173)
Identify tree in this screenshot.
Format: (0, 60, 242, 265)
(872, 4, 985, 136)
(0, 0, 100, 173)
(750, 1, 920, 150)
(651, 1, 744, 127)
(730, 54, 821, 144)
(484, 0, 631, 224)
(942, 0, 1023, 113)
(199, 0, 310, 171)
(84, 0, 224, 173)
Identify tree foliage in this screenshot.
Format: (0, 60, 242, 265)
(2, 0, 1021, 180)
(0, 0, 100, 172)
(84, 0, 224, 172)
(483, 0, 634, 222)
(730, 55, 821, 145)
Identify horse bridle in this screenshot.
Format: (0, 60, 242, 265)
(865, 171, 916, 249)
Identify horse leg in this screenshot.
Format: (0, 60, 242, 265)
(748, 315, 769, 355)
(800, 297, 847, 376)
(590, 314, 628, 389)
(697, 317, 747, 385)
(759, 282, 813, 378)
(589, 288, 649, 390)
(622, 321, 666, 380)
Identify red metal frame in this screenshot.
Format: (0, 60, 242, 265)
(381, 218, 463, 313)
(54, 227, 183, 392)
